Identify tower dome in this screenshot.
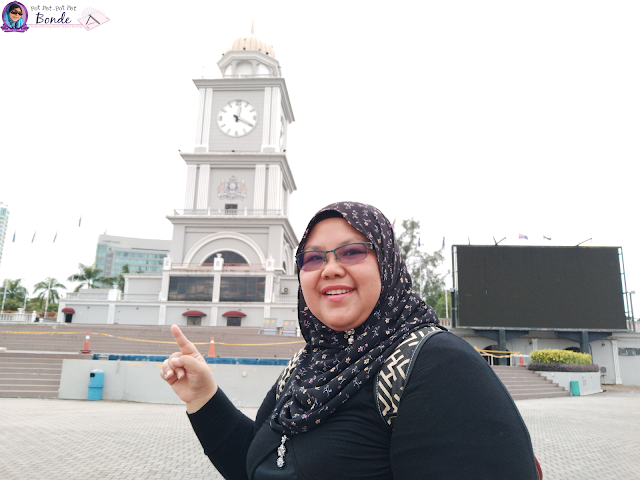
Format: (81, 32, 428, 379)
(225, 25, 276, 59)
(218, 24, 280, 77)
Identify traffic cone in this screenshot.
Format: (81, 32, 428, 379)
(206, 337, 216, 357)
(518, 355, 525, 367)
(79, 332, 92, 354)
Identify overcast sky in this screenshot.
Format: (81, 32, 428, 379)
(1, 1, 639, 308)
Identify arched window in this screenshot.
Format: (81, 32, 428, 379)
(203, 251, 248, 265)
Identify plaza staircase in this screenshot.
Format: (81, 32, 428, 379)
(491, 365, 569, 400)
(0, 352, 88, 398)
(0, 323, 304, 358)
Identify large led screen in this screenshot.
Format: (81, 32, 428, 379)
(454, 246, 627, 330)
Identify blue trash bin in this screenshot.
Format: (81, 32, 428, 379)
(88, 369, 104, 401)
(570, 380, 580, 396)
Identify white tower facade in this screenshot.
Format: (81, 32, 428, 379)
(58, 31, 300, 331)
(158, 31, 299, 329)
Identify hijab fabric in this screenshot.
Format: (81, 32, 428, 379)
(270, 202, 442, 435)
(4, 4, 24, 29)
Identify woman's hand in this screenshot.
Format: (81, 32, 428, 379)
(160, 325, 218, 413)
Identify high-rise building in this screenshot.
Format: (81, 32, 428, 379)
(94, 234, 171, 277)
(0, 202, 9, 267)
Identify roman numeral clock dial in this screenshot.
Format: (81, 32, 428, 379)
(217, 100, 258, 137)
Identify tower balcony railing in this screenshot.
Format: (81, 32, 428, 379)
(171, 262, 266, 272)
(222, 73, 281, 79)
(172, 209, 284, 217)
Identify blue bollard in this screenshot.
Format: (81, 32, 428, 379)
(87, 369, 104, 401)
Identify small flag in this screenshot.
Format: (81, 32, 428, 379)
(468, 236, 471, 245)
(12, 230, 15, 242)
(493, 235, 497, 245)
(53, 231, 57, 243)
(417, 236, 421, 247)
(518, 233, 528, 240)
(543, 235, 552, 241)
(442, 236, 445, 249)
(79, 215, 82, 227)
(32, 231, 36, 243)
(392, 218, 396, 229)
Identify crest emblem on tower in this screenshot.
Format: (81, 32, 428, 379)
(217, 175, 248, 199)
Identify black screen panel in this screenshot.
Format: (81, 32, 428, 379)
(455, 246, 626, 330)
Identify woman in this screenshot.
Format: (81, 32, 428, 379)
(161, 202, 539, 479)
(3, 4, 24, 29)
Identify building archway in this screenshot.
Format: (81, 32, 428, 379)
(203, 251, 248, 266)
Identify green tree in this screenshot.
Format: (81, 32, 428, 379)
(116, 264, 130, 291)
(67, 263, 113, 292)
(33, 278, 67, 311)
(0, 278, 28, 311)
(396, 219, 449, 318)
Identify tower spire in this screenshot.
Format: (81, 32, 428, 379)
(251, 20, 254, 35)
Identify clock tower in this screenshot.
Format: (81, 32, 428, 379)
(159, 29, 299, 329)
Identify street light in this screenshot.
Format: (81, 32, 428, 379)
(626, 291, 636, 332)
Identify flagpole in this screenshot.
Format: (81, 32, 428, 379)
(1, 279, 7, 314)
(43, 277, 52, 319)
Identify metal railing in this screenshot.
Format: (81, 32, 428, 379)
(120, 293, 160, 302)
(474, 347, 523, 366)
(172, 209, 284, 217)
(273, 295, 297, 304)
(0, 312, 36, 323)
(222, 74, 280, 78)
(171, 263, 266, 272)
(66, 292, 109, 300)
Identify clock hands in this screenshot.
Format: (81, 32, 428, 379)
(236, 116, 254, 127)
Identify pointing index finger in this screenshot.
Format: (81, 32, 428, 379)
(170, 325, 199, 356)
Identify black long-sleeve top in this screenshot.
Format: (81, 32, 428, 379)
(188, 332, 538, 480)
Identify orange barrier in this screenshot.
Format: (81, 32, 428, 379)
(206, 337, 216, 358)
(79, 332, 92, 353)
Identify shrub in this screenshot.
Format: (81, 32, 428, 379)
(530, 349, 592, 365)
(528, 362, 599, 372)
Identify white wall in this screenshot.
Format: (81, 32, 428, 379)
(59, 359, 284, 407)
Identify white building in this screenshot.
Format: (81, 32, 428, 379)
(59, 30, 299, 333)
(95, 234, 171, 277)
(0, 202, 9, 267)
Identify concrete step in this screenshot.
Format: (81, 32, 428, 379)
(0, 377, 61, 385)
(491, 365, 568, 400)
(0, 383, 59, 391)
(0, 389, 58, 398)
(511, 391, 570, 400)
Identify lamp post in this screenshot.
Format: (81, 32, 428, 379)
(1, 279, 7, 314)
(626, 291, 636, 332)
(43, 278, 52, 320)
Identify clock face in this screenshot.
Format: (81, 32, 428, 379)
(217, 100, 258, 137)
(279, 114, 286, 151)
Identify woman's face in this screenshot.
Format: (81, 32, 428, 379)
(9, 7, 22, 22)
(299, 217, 381, 332)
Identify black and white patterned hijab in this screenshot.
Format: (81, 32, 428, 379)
(270, 202, 443, 435)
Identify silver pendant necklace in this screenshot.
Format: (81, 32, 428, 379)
(277, 435, 288, 468)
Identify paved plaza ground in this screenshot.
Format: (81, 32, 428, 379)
(1, 387, 639, 480)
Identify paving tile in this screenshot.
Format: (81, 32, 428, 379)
(0, 390, 638, 479)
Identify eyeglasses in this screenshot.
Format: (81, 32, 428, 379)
(296, 242, 374, 272)
(10, 10, 23, 15)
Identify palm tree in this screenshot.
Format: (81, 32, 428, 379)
(33, 278, 67, 310)
(0, 278, 28, 311)
(67, 263, 113, 292)
(117, 264, 130, 291)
